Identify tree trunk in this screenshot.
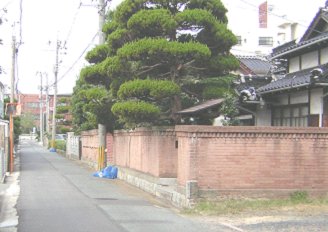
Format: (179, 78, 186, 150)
(171, 95, 181, 123)
(170, 66, 181, 123)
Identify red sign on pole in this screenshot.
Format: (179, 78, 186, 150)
(259, 1, 268, 28)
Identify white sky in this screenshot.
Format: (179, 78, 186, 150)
(0, 0, 326, 94)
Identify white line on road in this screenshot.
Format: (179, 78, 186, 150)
(218, 221, 244, 232)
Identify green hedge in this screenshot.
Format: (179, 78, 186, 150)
(48, 140, 66, 151)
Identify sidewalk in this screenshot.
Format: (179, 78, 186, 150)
(0, 154, 20, 232)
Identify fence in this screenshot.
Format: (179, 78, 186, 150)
(74, 125, 328, 201)
(0, 123, 8, 182)
(66, 132, 81, 160)
(80, 129, 99, 169)
(175, 125, 328, 198)
(113, 127, 177, 178)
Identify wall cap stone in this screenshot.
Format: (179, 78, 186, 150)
(175, 125, 328, 139)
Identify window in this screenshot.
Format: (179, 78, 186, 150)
(272, 105, 308, 127)
(26, 102, 39, 108)
(236, 36, 242, 45)
(259, 36, 273, 46)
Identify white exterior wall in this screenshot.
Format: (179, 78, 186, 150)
(289, 57, 300, 73)
(255, 105, 271, 126)
(222, 0, 289, 56)
(310, 88, 323, 115)
(276, 94, 289, 105)
(320, 47, 328, 64)
(301, 51, 319, 69)
(290, 90, 308, 104)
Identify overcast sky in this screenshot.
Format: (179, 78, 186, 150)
(0, 0, 326, 94)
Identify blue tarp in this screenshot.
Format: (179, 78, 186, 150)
(93, 165, 118, 179)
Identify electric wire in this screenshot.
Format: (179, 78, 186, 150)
(49, 32, 98, 88)
(64, 2, 82, 45)
(237, 0, 327, 35)
(18, 0, 22, 45)
(0, 0, 16, 18)
(49, 0, 109, 88)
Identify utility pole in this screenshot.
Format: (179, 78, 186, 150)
(50, 40, 60, 152)
(9, 36, 16, 173)
(99, 0, 106, 44)
(10, 36, 16, 103)
(45, 74, 50, 134)
(39, 72, 43, 145)
(97, 0, 107, 169)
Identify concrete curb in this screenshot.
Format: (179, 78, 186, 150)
(117, 167, 193, 208)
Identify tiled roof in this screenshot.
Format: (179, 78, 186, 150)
(271, 31, 328, 59)
(271, 40, 296, 56)
(237, 56, 271, 75)
(177, 99, 225, 115)
(234, 75, 272, 93)
(300, 7, 328, 42)
(257, 64, 328, 94)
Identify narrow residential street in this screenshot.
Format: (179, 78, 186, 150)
(1, 139, 326, 232)
(15, 140, 228, 232)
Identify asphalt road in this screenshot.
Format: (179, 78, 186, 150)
(16, 140, 229, 232)
(3, 140, 327, 232)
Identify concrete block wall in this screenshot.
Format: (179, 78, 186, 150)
(175, 126, 328, 195)
(66, 132, 80, 160)
(113, 127, 177, 178)
(81, 129, 99, 168)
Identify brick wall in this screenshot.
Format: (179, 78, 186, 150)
(106, 133, 114, 164)
(81, 129, 99, 168)
(176, 126, 328, 193)
(113, 127, 177, 178)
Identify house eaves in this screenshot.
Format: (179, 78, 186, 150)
(257, 63, 328, 95)
(270, 32, 328, 60)
(176, 99, 225, 115)
(300, 7, 324, 42)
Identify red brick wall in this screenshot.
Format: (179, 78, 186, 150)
(113, 127, 177, 178)
(81, 129, 99, 168)
(176, 126, 328, 191)
(106, 133, 114, 164)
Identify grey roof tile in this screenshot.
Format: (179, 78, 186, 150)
(237, 56, 271, 75)
(257, 63, 328, 94)
(177, 99, 225, 114)
(271, 31, 328, 59)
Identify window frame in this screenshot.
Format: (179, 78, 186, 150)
(259, 36, 273, 46)
(272, 104, 308, 127)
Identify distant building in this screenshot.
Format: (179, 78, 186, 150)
(222, 0, 302, 56)
(18, 93, 72, 133)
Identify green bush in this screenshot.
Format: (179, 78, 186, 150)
(48, 140, 66, 151)
(56, 140, 66, 151)
(290, 191, 309, 203)
(57, 105, 70, 114)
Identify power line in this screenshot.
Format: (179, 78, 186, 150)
(0, 0, 16, 9)
(0, 0, 15, 16)
(18, 0, 22, 44)
(64, 2, 82, 45)
(237, 0, 326, 35)
(49, 32, 98, 88)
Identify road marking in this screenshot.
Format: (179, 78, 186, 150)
(218, 221, 244, 232)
